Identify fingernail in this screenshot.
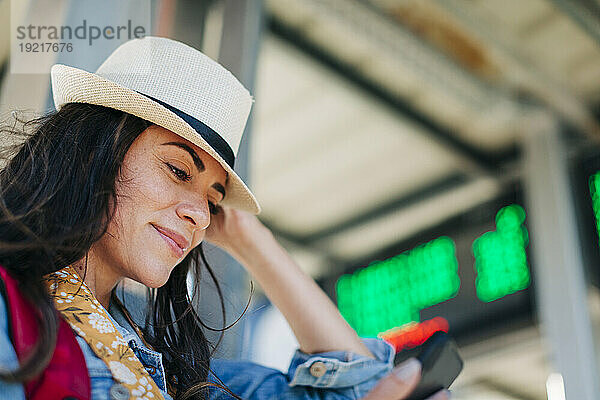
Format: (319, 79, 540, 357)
(392, 357, 421, 383)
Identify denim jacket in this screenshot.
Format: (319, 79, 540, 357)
(0, 290, 395, 399)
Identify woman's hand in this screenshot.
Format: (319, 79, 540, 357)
(203, 205, 268, 255)
(202, 204, 376, 358)
(204, 208, 453, 400)
(362, 358, 450, 400)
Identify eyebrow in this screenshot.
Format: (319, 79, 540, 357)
(161, 141, 227, 201)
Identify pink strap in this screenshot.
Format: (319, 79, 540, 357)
(0, 264, 91, 400)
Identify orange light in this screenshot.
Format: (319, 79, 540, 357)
(379, 317, 449, 352)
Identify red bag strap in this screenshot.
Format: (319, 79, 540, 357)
(0, 264, 91, 400)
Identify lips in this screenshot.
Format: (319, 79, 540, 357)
(152, 224, 190, 257)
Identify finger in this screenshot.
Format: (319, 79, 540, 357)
(362, 357, 422, 400)
(426, 390, 451, 400)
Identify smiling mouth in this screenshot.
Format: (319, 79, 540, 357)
(152, 224, 184, 258)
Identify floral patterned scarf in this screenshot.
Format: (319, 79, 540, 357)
(43, 266, 164, 400)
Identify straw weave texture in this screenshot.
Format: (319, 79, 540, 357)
(51, 36, 260, 214)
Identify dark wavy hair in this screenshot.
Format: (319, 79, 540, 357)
(0, 103, 247, 399)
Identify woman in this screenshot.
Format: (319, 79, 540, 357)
(0, 36, 449, 400)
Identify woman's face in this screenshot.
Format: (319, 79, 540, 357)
(92, 125, 228, 288)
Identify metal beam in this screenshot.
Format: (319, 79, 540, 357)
(263, 172, 469, 247)
(259, 9, 533, 265)
(548, 0, 600, 47)
(434, 0, 600, 141)
(263, 222, 347, 267)
(262, 172, 524, 274)
(341, 188, 519, 271)
(267, 15, 519, 175)
(308, 173, 469, 244)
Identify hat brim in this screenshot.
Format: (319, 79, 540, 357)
(51, 64, 261, 215)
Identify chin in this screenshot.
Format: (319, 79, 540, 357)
(135, 263, 174, 288)
(143, 276, 171, 288)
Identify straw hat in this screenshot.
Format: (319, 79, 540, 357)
(50, 36, 261, 215)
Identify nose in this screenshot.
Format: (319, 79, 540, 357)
(176, 198, 211, 231)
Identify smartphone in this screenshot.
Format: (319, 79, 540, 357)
(405, 331, 463, 400)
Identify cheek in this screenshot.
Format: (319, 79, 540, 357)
(117, 168, 172, 207)
(118, 147, 178, 206)
(191, 229, 206, 248)
(114, 160, 181, 233)
(103, 204, 174, 287)
(106, 171, 178, 284)
(101, 198, 141, 266)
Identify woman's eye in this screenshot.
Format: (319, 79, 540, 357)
(166, 162, 219, 215)
(166, 163, 191, 182)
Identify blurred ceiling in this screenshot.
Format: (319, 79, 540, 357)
(252, 0, 600, 278)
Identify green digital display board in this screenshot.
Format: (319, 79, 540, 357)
(472, 204, 530, 302)
(589, 172, 600, 248)
(336, 237, 460, 337)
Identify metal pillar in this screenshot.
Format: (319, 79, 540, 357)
(1, 0, 65, 115)
(44, 0, 153, 110)
(195, 0, 265, 359)
(523, 111, 600, 399)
